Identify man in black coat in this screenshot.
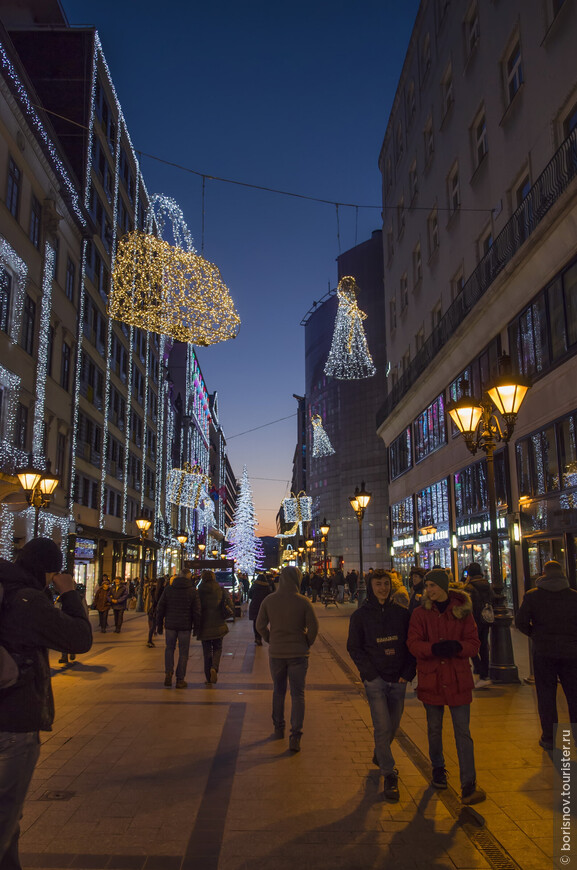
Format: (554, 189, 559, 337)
(347, 570, 415, 802)
(515, 560, 577, 750)
(464, 562, 495, 688)
(156, 570, 201, 688)
(0, 538, 93, 870)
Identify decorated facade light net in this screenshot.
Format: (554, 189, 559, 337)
(110, 194, 240, 345)
(324, 275, 376, 379)
(282, 491, 312, 534)
(311, 414, 335, 458)
(167, 462, 208, 509)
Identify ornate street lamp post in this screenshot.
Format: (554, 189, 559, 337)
(305, 538, 314, 573)
(177, 531, 188, 572)
(17, 455, 59, 539)
(447, 353, 530, 683)
(135, 515, 152, 611)
(349, 482, 371, 607)
(320, 519, 330, 586)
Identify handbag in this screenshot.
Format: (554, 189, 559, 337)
(220, 592, 235, 621)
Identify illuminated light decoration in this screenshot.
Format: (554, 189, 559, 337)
(110, 227, 241, 345)
(139, 329, 151, 511)
(226, 466, 264, 575)
(154, 334, 167, 540)
(0, 238, 28, 344)
(282, 491, 312, 534)
(0, 364, 21, 466)
(68, 238, 89, 520)
(324, 276, 376, 379)
(311, 414, 335, 458)
(0, 43, 85, 227)
(146, 194, 195, 252)
(0, 505, 14, 559)
(32, 242, 55, 464)
(167, 463, 208, 509)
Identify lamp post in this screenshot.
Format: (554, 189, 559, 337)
(320, 519, 330, 586)
(177, 531, 188, 572)
(135, 515, 152, 611)
(349, 482, 371, 607)
(297, 545, 305, 570)
(212, 548, 219, 560)
(16, 455, 59, 539)
(305, 538, 314, 573)
(447, 353, 530, 683)
(198, 542, 206, 560)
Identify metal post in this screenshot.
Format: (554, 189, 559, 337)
(357, 513, 367, 607)
(33, 502, 40, 538)
(323, 537, 328, 585)
(136, 538, 145, 612)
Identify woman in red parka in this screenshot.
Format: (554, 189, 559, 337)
(407, 568, 485, 805)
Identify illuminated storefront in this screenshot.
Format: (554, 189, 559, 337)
(390, 496, 416, 583)
(73, 537, 98, 602)
(416, 478, 451, 571)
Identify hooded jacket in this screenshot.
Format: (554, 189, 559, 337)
(156, 575, 201, 633)
(347, 576, 416, 683)
(407, 587, 479, 706)
(515, 571, 577, 658)
(255, 571, 319, 657)
(0, 560, 92, 732)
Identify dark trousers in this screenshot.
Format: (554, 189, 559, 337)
(269, 656, 309, 735)
(98, 610, 109, 632)
(202, 638, 223, 681)
(147, 614, 155, 644)
(113, 609, 124, 631)
(251, 620, 262, 642)
(0, 731, 40, 870)
(472, 622, 490, 679)
(533, 653, 577, 742)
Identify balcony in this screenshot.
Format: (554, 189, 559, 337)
(377, 127, 577, 429)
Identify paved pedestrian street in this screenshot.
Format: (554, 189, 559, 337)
(18, 604, 569, 870)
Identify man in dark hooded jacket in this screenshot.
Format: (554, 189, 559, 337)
(515, 560, 577, 750)
(464, 562, 495, 688)
(156, 570, 201, 688)
(347, 570, 415, 802)
(0, 538, 93, 870)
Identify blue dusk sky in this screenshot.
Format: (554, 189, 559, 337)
(63, 0, 420, 535)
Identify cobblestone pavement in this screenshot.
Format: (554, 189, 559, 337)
(17, 602, 570, 869)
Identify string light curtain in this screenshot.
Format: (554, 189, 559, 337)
(167, 463, 208, 509)
(311, 414, 335, 458)
(324, 276, 376, 379)
(110, 194, 240, 345)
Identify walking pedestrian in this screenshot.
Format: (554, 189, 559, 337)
(0, 538, 92, 870)
(255, 565, 319, 752)
(407, 566, 426, 614)
(92, 577, 111, 633)
(347, 570, 416, 801)
(347, 569, 358, 601)
(156, 569, 200, 688)
(464, 562, 495, 689)
(108, 576, 129, 632)
(144, 577, 162, 648)
(515, 560, 577, 750)
(196, 570, 233, 685)
(310, 570, 323, 603)
(248, 573, 273, 645)
(407, 568, 486, 805)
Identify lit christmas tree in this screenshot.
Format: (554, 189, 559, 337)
(311, 414, 335, 457)
(324, 276, 376, 379)
(226, 466, 265, 575)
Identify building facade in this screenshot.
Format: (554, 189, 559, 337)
(377, 0, 577, 603)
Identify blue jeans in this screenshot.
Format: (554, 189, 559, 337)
(164, 629, 191, 681)
(0, 731, 41, 870)
(364, 678, 407, 775)
(270, 656, 309, 735)
(424, 703, 476, 788)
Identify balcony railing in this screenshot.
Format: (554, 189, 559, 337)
(377, 126, 577, 429)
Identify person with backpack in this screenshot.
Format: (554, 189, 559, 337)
(464, 562, 495, 689)
(0, 538, 92, 870)
(156, 569, 200, 689)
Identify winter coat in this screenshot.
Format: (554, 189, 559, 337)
(248, 578, 273, 621)
(515, 572, 577, 659)
(408, 580, 425, 614)
(0, 560, 92, 732)
(108, 581, 129, 611)
(347, 578, 416, 683)
(407, 588, 480, 707)
(464, 577, 494, 625)
(92, 585, 111, 612)
(196, 578, 231, 641)
(256, 572, 319, 657)
(156, 575, 201, 633)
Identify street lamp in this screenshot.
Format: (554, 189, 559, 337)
(320, 519, 330, 586)
(135, 515, 152, 611)
(349, 482, 371, 607)
(17, 455, 59, 538)
(447, 353, 530, 683)
(305, 538, 314, 573)
(198, 542, 206, 559)
(297, 545, 305, 569)
(212, 548, 219, 560)
(177, 531, 188, 572)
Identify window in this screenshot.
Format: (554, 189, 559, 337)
(21, 295, 35, 355)
(431, 302, 442, 330)
(400, 273, 409, 311)
(407, 81, 416, 125)
(417, 479, 450, 528)
(415, 326, 425, 351)
(514, 172, 531, 242)
(14, 402, 28, 450)
(402, 348, 411, 372)
(413, 242, 422, 286)
(65, 258, 75, 302)
(414, 394, 446, 462)
(506, 40, 523, 103)
(29, 195, 42, 248)
(465, 4, 480, 57)
(428, 207, 439, 255)
(6, 157, 21, 219)
(478, 224, 493, 260)
(0, 269, 11, 334)
(389, 296, 397, 331)
(409, 160, 418, 202)
(424, 117, 434, 165)
(60, 342, 71, 391)
(73, 474, 99, 510)
(390, 497, 414, 539)
(133, 366, 145, 405)
(397, 196, 405, 237)
(422, 33, 431, 79)
(473, 109, 488, 167)
(389, 429, 412, 480)
(447, 163, 460, 215)
(563, 101, 577, 138)
(451, 267, 465, 301)
(455, 453, 508, 516)
(441, 64, 454, 117)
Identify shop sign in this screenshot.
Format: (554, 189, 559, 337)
(457, 516, 506, 538)
(125, 546, 139, 560)
(418, 529, 449, 544)
(392, 537, 414, 549)
(74, 538, 97, 561)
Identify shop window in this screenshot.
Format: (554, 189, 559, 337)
(390, 427, 412, 480)
(558, 413, 577, 488)
(391, 496, 414, 538)
(414, 394, 446, 462)
(417, 478, 450, 528)
(530, 426, 559, 493)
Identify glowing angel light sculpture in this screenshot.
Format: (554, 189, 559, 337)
(311, 414, 335, 458)
(324, 276, 376, 379)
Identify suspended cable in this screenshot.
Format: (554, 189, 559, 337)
(227, 413, 297, 440)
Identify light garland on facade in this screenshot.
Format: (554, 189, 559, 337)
(32, 242, 55, 464)
(68, 239, 89, 520)
(311, 414, 335, 457)
(0, 505, 14, 560)
(0, 364, 20, 462)
(0, 237, 27, 345)
(324, 276, 376, 379)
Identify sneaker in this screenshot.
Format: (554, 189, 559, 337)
(461, 782, 486, 805)
(539, 737, 554, 751)
(146, 641, 155, 648)
(474, 678, 492, 689)
(209, 667, 218, 684)
(175, 680, 187, 689)
(432, 767, 448, 789)
(274, 727, 285, 739)
(289, 734, 301, 752)
(164, 673, 173, 687)
(383, 772, 400, 802)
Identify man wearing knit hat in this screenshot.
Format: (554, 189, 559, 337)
(515, 559, 577, 750)
(408, 567, 486, 805)
(0, 538, 93, 870)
